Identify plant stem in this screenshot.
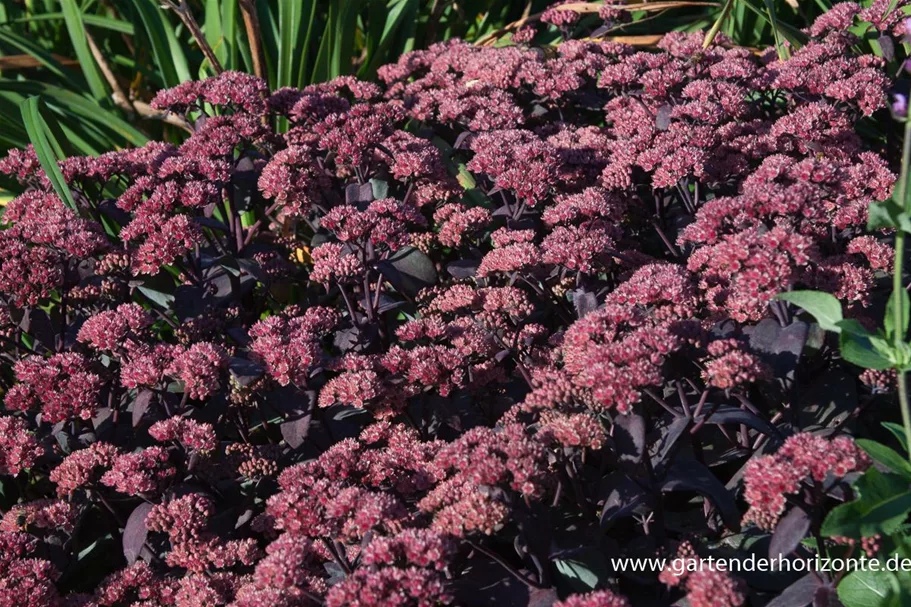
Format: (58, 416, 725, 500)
(894, 116, 911, 461)
(703, 0, 735, 49)
(164, 0, 224, 74)
(238, 0, 267, 81)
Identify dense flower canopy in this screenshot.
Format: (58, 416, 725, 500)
(0, 3, 904, 605)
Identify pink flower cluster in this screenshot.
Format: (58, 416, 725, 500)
(743, 432, 870, 529)
(659, 542, 747, 607)
(0, 5, 900, 604)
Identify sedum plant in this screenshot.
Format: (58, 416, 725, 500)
(0, 3, 909, 606)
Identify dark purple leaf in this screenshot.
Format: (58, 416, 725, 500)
(769, 507, 811, 559)
(345, 182, 374, 204)
(92, 407, 113, 434)
(194, 215, 230, 232)
(614, 413, 645, 464)
(656, 104, 672, 130)
(226, 327, 251, 347)
(236, 257, 268, 283)
(173, 285, 207, 321)
(280, 412, 312, 449)
(20, 308, 54, 350)
(800, 369, 858, 429)
(137, 272, 176, 308)
(452, 554, 538, 607)
(879, 35, 896, 63)
(377, 246, 438, 298)
(747, 319, 808, 378)
(447, 259, 480, 279)
(765, 574, 822, 607)
(122, 503, 154, 564)
(813, 582, 839, 607)
(571, 288, 598, 319)
(333, 326, 362, 352)
(228, 357, 263, 387)
(376, 296, 407, 314)
(655, 416, 690, 463)
(232, 156, 257, 212)
(661, 459, 741, 531)
(599, 473, 647, 530)
(697, 405, 781, 438)
(97, 198, 130, 226)
(264, 386, 313, 415)
(235, 508, 255, 529)
(132, 389, 155, 427)
(453, 131, 473, 149)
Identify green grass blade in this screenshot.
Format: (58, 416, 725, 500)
(255, 0, 279, 87)
(221, 0, 239, 70)
(5, 13, 135, 35)
(311, 0, 362, 83)
(330, 0, 361, 80)
(0, 28, 84, 92)
(739, 0, 807, 51)
(204, 0, 226, 67)
(0, 80, 147, 148)
(278, 0, 307, 88)
(60, 0, 108, 102)
(20, 96, 78, 211)
(132, 0, 190, 87)
(296, 1, 320, 86)
(359, 0, 414, 80)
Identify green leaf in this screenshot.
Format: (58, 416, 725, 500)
(869, 199, 911, 232)
(738, 0, 808, 51)
(838, 568, 902, 607)
(311, 0, 361, 82)
(19, 96, 77, 211)
(7, 12, 135, 34)
(776, 290, 843, 333)
(278, 0, 308, 88)
(887, 288, 911, 340)
(359, 0, 417, 79)
(883, 422, 910, 454)
(858, 439, 911, 480)
(60, 0, 108, 102)
(204, 0, 226, 66)
(838, 324, 893, 370)
(0, 81, 147, 148)
(822, 467, 911, 538)
(0, 28, 83, 92)
(133, 0, 190, 88)
(553, 547, 609, 593)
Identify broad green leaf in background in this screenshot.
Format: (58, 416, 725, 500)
(883, 421, 910, 453)
(837, 568, 904, 607)
(857, 439, 911, 480)
(887, 288, 911, 340)
(775, 291, 843, 333)
(822, 467, 911, 539)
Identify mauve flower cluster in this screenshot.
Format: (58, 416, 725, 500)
(659, 542, 747, 607)
(742, 432, 870, 530)
(0, 4, 902, 605)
